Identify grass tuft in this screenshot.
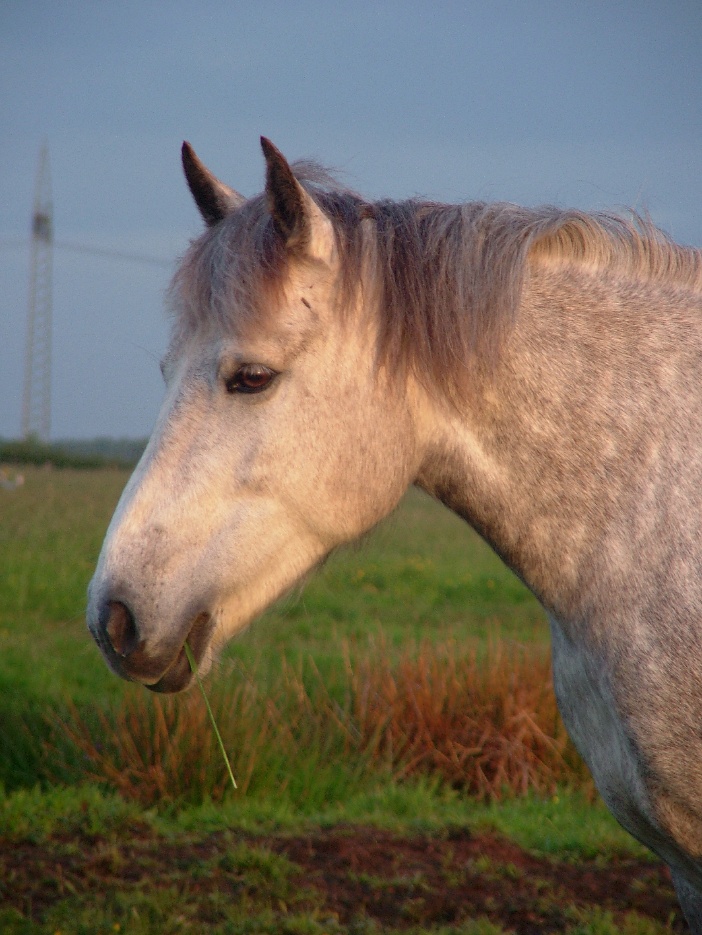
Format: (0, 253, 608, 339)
(349, 637, 593, 799)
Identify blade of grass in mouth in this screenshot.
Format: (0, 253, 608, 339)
(184, 641, 238, 791)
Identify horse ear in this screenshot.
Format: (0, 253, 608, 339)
(181, 142, 245, 226)
(260, 137, 334, 263)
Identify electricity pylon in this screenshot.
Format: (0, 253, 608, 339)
(22, 144, 53, 441)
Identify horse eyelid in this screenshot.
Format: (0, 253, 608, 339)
(225, 365, 277, 395)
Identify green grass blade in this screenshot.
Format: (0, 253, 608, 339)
(184, 642, 238, 791)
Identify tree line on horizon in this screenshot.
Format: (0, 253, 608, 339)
(0, 436, 147, 469)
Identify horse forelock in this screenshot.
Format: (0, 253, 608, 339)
(170, 160, 702, 398)
(168, 192, 288, 339)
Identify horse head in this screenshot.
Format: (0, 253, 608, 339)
(87, 139, 425, 691)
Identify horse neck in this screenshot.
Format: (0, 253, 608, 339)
(415, 265, 702, 621)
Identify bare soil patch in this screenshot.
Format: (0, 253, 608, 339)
(273, 826, 684, 931)
(0, 824, 687, 932)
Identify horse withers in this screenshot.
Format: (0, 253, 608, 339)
(87, 138, 702, 929)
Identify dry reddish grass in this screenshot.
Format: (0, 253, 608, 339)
(48, 639, 593, 805)
(51, 676, 288, 802)
(348, 639, 592, 799)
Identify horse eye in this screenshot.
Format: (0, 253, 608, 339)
(225, 364, 277, 395)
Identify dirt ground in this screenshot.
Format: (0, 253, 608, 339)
(273, 826, 685, 931)
(1, 825, 688, 932)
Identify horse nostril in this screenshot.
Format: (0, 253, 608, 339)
(103, 601, 140, 658)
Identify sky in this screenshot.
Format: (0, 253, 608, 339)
(1, 1, 701, 440)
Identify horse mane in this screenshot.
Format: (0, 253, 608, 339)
(172, 161, 702, 396)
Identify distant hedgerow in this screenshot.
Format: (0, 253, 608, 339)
(0, 436, 145, 469)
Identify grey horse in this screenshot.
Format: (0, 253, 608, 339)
(88, 138, 702, 929)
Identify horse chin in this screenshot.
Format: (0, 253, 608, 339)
(147, 610, 215, 695)
(147, 646, 193, 693)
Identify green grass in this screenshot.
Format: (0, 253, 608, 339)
(0, 781, 637, 852)
(0, 783, 664, 935)
(0, 781, 650, 877)
(0, 468, 129, 703)
(0, 466, 677, 934)
(468, 792, 652, 861)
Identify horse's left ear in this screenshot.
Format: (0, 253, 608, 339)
(261, 137, 334, 264)
(182, 142, 245, 226)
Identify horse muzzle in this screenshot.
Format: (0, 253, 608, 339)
(88, 593, 215, 693)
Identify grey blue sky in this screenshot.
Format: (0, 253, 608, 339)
(1, 1, 701, 439)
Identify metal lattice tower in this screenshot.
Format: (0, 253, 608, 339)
(22, 144, 53, 441)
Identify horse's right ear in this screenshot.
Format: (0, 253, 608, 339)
(181, 142, 245, 226)
(261, 137, 335, 265)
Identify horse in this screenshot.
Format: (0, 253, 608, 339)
(88, 137, 702, 929)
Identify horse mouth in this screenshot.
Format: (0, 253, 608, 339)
(147, 611, 214, 694)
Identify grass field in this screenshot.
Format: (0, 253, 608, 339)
(0, 466, 685, 933)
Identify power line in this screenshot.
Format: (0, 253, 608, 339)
(0, 235, 172, 268)
(56, 240, 172, 267)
